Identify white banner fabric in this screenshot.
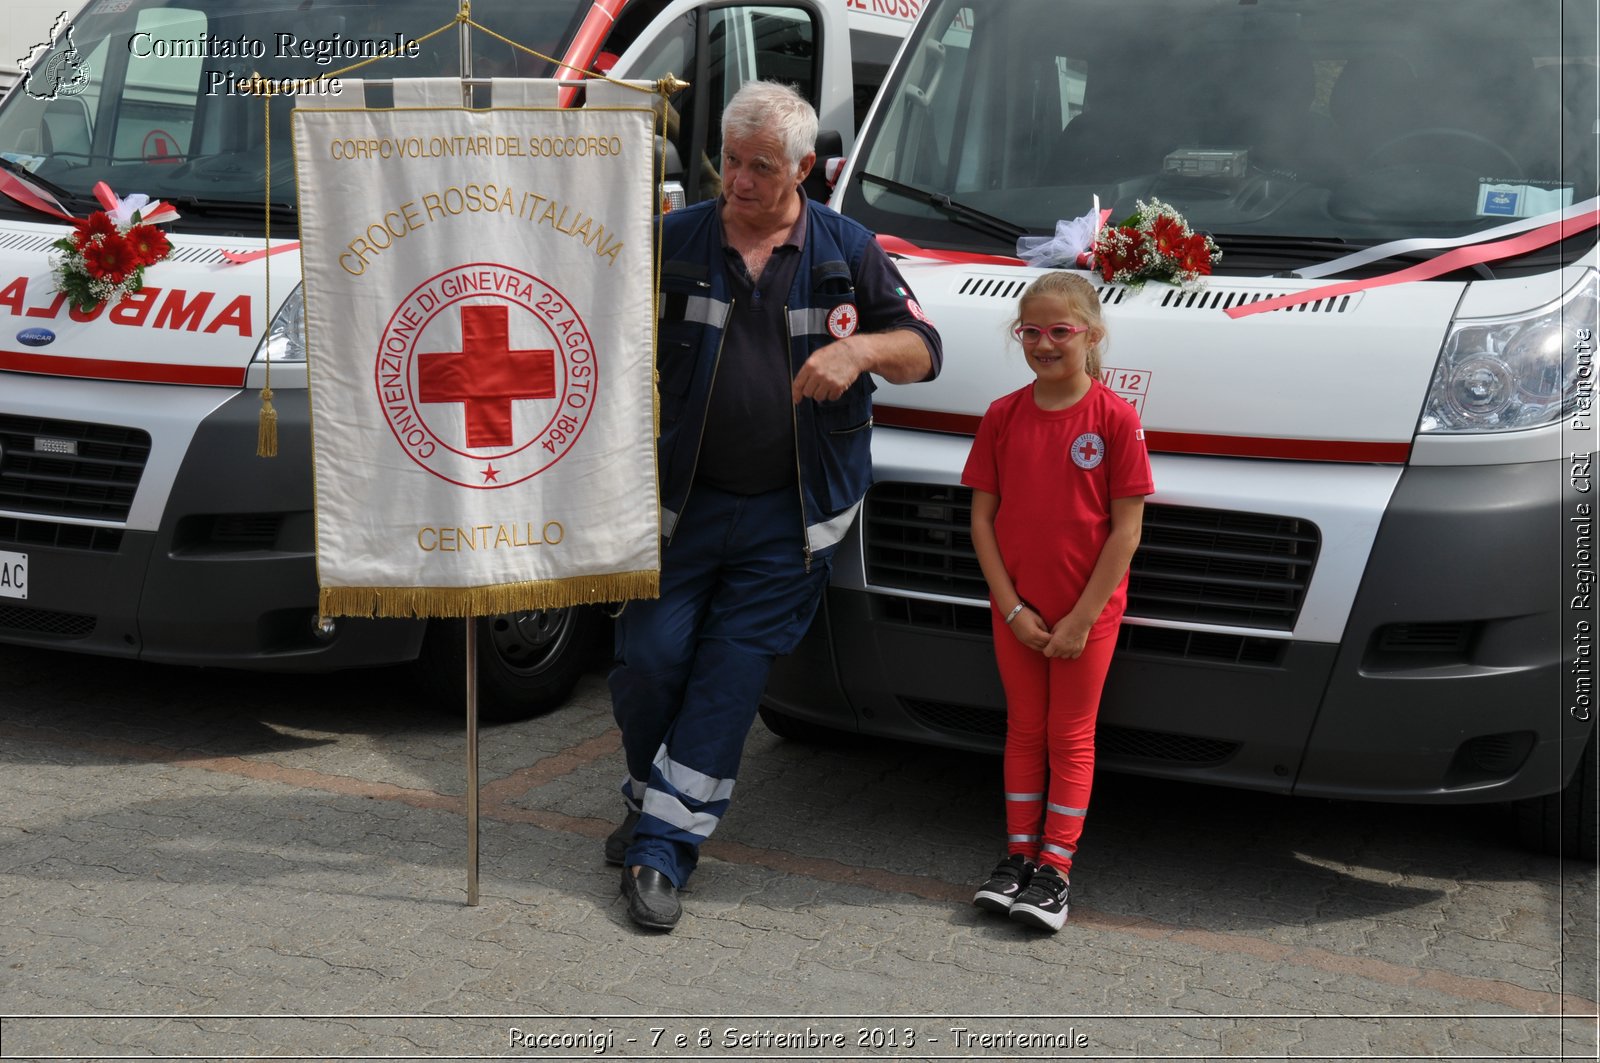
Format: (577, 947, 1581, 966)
(294, 92, 659, 617)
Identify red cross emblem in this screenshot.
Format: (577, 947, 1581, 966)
(1071, 431, 1105, 470)
(375, 264, 597, 488)
(418, 305, 556, 448)
(827, 303, 859, 339)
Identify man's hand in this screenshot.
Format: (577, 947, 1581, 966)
(791, 338, 866, 403)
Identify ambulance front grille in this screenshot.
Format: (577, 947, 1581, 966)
(0, 603, 96, 638)
(0, 516, 123, 552)
(0, 414, 150, 524)
(872, 596, 1289, 667)
(862, 483, 1319, 631)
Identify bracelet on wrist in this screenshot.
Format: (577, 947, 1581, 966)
(1003, 602, 1026, 625)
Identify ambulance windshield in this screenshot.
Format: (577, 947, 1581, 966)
(842, 0, 1599, 276)
(0, 0, 586, 229)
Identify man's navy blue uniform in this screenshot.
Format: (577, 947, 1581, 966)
(609, 85, 941, 928)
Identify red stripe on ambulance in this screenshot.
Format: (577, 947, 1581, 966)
(0, 349, 247, 386)
(871, 404, 1412, 464)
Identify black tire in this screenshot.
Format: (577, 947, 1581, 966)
(418, 607, 605, 723)
(757, 704, 842, 744)
(1513, 734, 1597, 861)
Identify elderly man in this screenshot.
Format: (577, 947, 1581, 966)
(608, 80, 943, 930)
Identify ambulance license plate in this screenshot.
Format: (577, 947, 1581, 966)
(0, 550, 26, 600)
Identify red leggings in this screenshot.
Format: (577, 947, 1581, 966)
(992, 619, 1118, 876)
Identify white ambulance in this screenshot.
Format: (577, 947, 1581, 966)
(761, 0, 1599, 856)
(0, 0, 887, 718)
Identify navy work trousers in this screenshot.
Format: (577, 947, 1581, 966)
(609, 484, 831, 886)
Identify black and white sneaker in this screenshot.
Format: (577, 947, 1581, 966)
(972, 853, 1036, 914)
(1009, 864, 1070, 931)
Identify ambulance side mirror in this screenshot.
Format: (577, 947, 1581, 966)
(656, 136, 686, 213)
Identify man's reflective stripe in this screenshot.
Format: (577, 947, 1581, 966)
(1041, 842, 1075, 861)
(642, 788, 721, 838)
(620, 773, 648, 810)
(786, 307, 831, 338)
(1047, 802, 1087, 817)
(807, 500, 862, 553)
(670, 293, 728, 326)
(1006, 792, 1045, 803)
(1008, 833, 1041, 843)
(652, 748, 736, 804)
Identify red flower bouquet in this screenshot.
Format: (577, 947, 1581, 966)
(51, 189, 177, 311)
(1090, 198, 1220, 289)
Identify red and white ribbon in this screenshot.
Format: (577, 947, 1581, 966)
(1226, 203, 1600, 319)
(1295, 197, 1600, 280)
(92, 181, 179, 226)
(877, 233, 1025, 266)
(0, 168, 75, 222)
(220, 242, 300, 265)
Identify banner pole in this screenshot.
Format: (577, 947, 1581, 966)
(466, 617, 480, 906)
(456, 0, 480, 911)
(458, 1, 473, 107)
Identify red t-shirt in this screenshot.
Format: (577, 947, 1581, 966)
(961, 379, 1155, 636)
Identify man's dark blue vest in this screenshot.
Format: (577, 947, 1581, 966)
(656, 197, 878, 563)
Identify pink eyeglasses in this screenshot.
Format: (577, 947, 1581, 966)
(1013, 322, 1090, 345)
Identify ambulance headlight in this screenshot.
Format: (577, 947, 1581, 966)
(252, 283, 307, 364)
(1420, 271, 1597, 432)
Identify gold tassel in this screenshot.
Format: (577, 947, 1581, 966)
(257, 387, 279, 457)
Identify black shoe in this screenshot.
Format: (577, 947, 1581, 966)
(604, 810, 640, 866)
(972, 853, 1036, 914)
(1009, 864, 1070, 931)
(621, 865, 681, 930)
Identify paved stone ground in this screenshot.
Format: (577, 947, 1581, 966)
(0, 642, 1595, 1061)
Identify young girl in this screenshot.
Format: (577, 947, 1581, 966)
(961, 271, 1153, 932)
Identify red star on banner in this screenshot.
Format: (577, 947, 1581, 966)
(481, 464, 501, 483)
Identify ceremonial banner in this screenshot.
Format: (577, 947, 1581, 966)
(294, 83, 659, 617)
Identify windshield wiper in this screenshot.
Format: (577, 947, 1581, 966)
(1206, 234, 1368, 270)
(170, 195, 297, 218)
(1211, 234, 1361, 258)
(857, 170, 1028, 244)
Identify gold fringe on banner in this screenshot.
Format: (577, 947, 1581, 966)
(319, 570, 660, 619)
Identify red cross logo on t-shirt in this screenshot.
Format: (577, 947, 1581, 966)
(1071, 431, 1105, 470)
(417, 304, 556, 448)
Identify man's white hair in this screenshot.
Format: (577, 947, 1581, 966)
(721, 80, 818, 169)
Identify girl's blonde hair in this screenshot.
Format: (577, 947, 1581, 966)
(1011, 271, 1108, 381)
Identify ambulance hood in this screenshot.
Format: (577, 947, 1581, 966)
(0, 218, 296, 389)
(881, 260, 1464, 461)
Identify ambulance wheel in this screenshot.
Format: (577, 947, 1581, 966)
(419, 607, 603, 723)
(1513, 733, 1597, 861)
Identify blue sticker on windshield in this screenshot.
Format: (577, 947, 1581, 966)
(1482, 189, 1520, 216)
